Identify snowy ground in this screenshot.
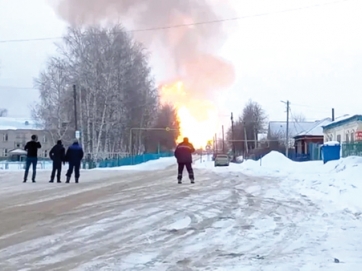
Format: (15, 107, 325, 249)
(0, 154, 361, 270)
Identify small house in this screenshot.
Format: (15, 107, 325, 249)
(294, 118, 331, 160)
(322, 114, 362, 157)
(322, 114, 362, 143)
(267, 121, 320, 147)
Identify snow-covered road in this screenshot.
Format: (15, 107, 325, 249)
(0, 162, 361, 270)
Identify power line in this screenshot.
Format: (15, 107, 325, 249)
(289, 102, 333, 114)
(0, 0, 353, 44)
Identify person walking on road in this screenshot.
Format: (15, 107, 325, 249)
(23, 134, 41, 183)
(174, 137, 195, 184)
(49, 140, 65, 183)
(65, 139, 84, 183)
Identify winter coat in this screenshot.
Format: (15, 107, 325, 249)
(24, 140, 41, 158)
(49, 142, 65, 162)
(65, 142, 84, 164)
(174, 142, 195, 163)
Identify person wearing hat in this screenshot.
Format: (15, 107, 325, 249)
(23, 134, 41, 183)
(49, 140, 65, 183)
(64, 139, 84, 183)
(174, 137, 195, 184)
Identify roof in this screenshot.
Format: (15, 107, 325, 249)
(322, 114, 362, 130)
(9, 148, 27, 155)
(268, 121, 318, 138)
(294, 118, 332, 137)
(0, 117, 41, 130)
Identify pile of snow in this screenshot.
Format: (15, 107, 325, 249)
(93, 157, 176, 171)
(195, 151, 362, 212)
(242, 152, 362, 210)
(295, 156, 362, 212)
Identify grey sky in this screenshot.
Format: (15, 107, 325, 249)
(0, 0, 361, 126)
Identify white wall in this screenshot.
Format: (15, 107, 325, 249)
(324, 120, 362, 143)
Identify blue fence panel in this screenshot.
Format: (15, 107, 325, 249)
(97, 152, 173, 168)
(0, 152, 174, 169)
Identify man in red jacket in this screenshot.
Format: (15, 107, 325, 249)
(174, 137, 195, 184)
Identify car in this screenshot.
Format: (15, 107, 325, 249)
(214, 154, 229, 167)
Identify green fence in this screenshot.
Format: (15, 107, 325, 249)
(342, 142, 362, 157)
(97, 152, 174, 168)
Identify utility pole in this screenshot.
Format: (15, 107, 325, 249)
(222, 125, 225, 153)
(231, 112, 235, 160)
(281, 100, 290, 157)
(73, 85, 79, 139)
(243, 123, 248, 154)
(332, 108, 335, 121)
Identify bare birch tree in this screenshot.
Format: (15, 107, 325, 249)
(32, 57, 74, 144)
(292, 112, 306, 122)
(226, 100, 267, 155)
(33, 24, 160, 158)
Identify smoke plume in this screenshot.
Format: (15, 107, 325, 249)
(53, 0, 235, 107)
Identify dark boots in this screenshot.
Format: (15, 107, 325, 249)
(65, 176, 78, 183)
(177, 177, 195, 184)
(50, 178, 61, 183)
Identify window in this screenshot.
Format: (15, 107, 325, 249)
(346, 134, 349, 143)
(3, 149, 8, 157)
(44, 150, 48, 157)
(42, 135, 47, 143)
(3, 134, 8, 141)
(337, 134, 341, 142)
(351, 132, 355, 143)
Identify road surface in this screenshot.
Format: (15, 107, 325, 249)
(0, 165, 357, 270)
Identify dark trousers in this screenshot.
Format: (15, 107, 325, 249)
(24, 157, 37, 181)
(50, 161, 62, 182)
(177, 162, 194, 180)
(66, 162, 81, 180)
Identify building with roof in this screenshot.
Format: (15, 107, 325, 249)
(0, 117, 52, 158)
(267, 120, 320, 146)
(322, 114, 362, 143)
(293, 118, 332, 159)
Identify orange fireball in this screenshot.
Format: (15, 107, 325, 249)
(159, 81, 218, 149)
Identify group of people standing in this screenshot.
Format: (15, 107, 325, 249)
(23, 135, 84, 183)
(23, 134, 196, 184)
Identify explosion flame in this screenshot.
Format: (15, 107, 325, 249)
(160, 81, 219, 149)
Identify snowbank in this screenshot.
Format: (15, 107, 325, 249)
(93, 157, 177, 171)
(198, 151, 322, 177)
(195, 151, 362, 212)
(294, 156, 362, 212)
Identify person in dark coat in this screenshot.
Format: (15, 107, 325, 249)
(49, 140, 65, 183)
(174, 137, 195, 184)
(65, 139, 84, 183)
(23, 134, 41, 183)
